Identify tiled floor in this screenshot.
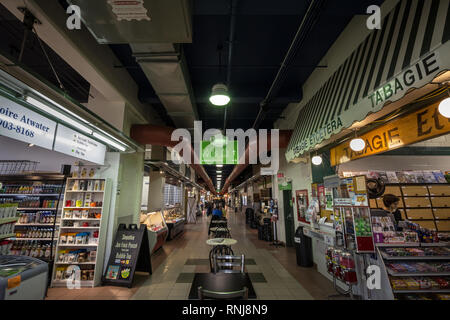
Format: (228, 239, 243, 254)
(46, 208, 338, 300)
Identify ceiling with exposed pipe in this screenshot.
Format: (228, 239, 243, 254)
(0, 0, 384, 194)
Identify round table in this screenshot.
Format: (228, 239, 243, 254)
(206, 238, 237, 246)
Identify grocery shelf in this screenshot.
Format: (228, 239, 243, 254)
(60, 226, 100, 229)
(0, 233, 15, 240)
(52, 280, 94, 287)
(54, 262, 96, 265)
(0, 194, 60, 197)
(387, 270, 450, 277)
(66, 190, 104, 193)
(16, 223, 55, 227)
(63, 207, 103, 209)
(58, 243, 98, 247)
(0, 217, 19, 225)
(381, 252, 450, 261)
(377, 242, 450, 248)
(13, 238, 56, 241)
(393, 289, 450, 294)
(61, 218, 101, 221)
(377, 243, 422, 247)
(18, 208, 58, 210)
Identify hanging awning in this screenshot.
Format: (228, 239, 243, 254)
(286, 0, 450, 162)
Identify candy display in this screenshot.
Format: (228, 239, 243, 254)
(381, 247, 450, 257)
(390, 276, 450, 291)
(325, 247, 358, 284)
(386, 262, 450, 274)
(54, 265, 95, 281)
(57, 249, 96, 264)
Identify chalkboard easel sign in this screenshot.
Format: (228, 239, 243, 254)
(102, 224, 152, 288)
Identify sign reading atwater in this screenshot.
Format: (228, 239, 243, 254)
(330, 100, 450, 166)
(0, 95, 56, 150)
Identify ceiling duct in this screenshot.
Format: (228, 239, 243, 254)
(131, 43, 199, 129)
(67, 0, 192, 44)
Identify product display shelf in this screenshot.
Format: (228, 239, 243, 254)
(0, 217, 19, 224)
(51, 177, 112, 288)
(0, 233, 15, 240)
(369, 182, 450, 232)
(0, 194, 60, 197)
(0, 174, 66, 262)
(377, 243, 450, 300)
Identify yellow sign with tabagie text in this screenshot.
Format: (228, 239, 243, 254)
(330, 101, 450, 166)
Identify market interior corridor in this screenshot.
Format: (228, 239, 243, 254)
(45, 208, 338, 300)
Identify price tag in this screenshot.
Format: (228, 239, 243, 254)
(7, 275, 21, 289)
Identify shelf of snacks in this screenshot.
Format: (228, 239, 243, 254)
(0, 174, 66, 261)
(372, 213, 450, 300)
(163, 205, 185, 240)
(51, 173, 112, 288)
(140, 210, 168, 254)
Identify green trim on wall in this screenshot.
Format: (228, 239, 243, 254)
(311, 150, 335, 184)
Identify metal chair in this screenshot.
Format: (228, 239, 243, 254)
(213, 254, 245, 274)
(212, 227, 232, 238)
(209, 245, 234, 272)
(198, 286, 248, 300)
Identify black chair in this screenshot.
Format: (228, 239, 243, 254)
(198, 286, 248, 300)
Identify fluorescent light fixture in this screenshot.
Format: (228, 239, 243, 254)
(350, 137, 366, 152)
(216, 164, 223, 167)
(311, 155, 322, 166)
(216, 171, 222, 174)
(93, 132, 126, 151)
(26, 96, 93, 135)
(33, 92, 90, 124)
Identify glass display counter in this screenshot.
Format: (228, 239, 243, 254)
(140, 211, 168, 254)
(163, 206, 185, 240)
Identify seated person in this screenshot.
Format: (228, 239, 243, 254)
(212, 205, 223, 218)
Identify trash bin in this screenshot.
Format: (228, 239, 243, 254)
(294, 226, 313, 267)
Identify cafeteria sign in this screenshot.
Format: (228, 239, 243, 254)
(330, 100, 450, 166)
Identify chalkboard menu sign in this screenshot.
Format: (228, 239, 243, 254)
(102, 224, 152, 288)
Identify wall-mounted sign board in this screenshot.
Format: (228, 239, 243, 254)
(330, 101, 450, 166)
(0, 95, 56, 150)
(54, 124, 106, 165)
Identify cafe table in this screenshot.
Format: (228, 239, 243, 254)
(188, 272, 256, 299)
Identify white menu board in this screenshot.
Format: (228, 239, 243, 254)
(54, 124, 106, 165)
(0, 95, 56, 150)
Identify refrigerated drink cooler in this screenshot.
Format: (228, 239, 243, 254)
(0, 255, 48, 300)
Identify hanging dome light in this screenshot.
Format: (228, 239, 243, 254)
(350, 137, 366, 152)
(209, 83, 230, 106)
(311, 155, 322, 165)
(438, 97, 450, 118)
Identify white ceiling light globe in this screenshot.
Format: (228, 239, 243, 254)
(209, 83, 230, 106)
(311, 155, 322, 165)
(438, 97, 450, 118)
(350, 137, 366, 152)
